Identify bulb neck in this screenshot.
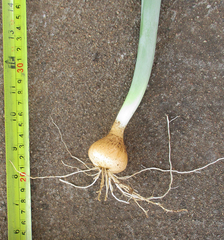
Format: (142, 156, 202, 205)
(109, 120, 125, 138)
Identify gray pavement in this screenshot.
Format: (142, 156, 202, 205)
(0, 0, 223, 239)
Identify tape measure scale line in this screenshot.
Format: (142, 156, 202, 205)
(3, 0, 32, 239)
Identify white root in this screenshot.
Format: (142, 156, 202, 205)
(108, 177, 130, 204)
(50, 116, 90, 169)
(116, 157, 224, 180)
(59, 170, 101, 189)
(10, 160, 99, 180)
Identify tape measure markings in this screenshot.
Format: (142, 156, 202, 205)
(3, 0, 32, 239)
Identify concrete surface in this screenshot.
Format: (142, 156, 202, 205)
(0, 0, 224, 239)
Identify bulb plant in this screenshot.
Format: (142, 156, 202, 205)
(11, 0, 224, 216)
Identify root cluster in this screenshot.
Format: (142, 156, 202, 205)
(10, 115, 223, 216)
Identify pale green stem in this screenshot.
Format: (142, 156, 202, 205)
(116, 0, 161, 127)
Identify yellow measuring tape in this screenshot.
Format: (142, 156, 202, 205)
(2, 0, 32, 239)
